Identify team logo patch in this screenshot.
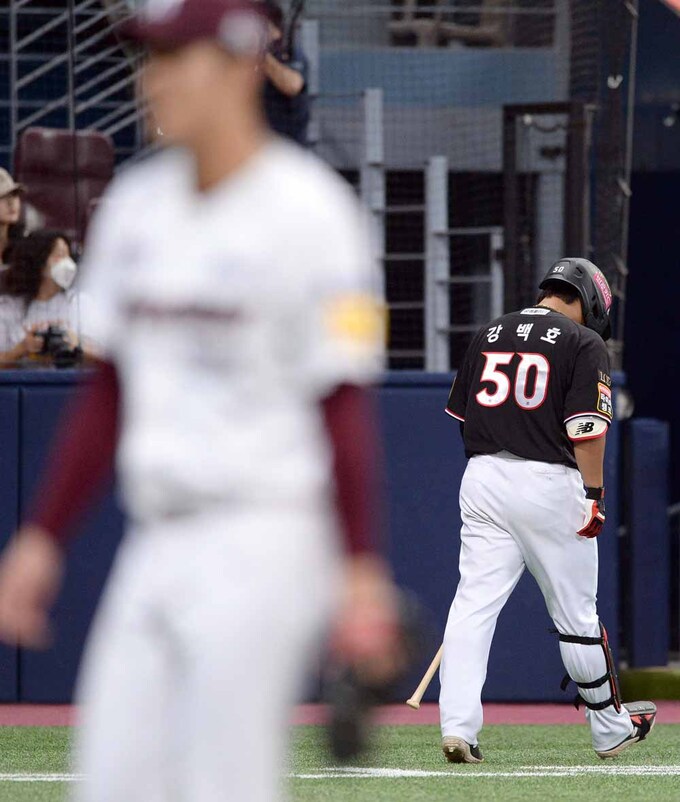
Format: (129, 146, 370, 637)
(597, 383, 614, 419)
(325, 295, 386, 345)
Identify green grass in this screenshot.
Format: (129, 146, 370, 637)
(0, 728, 72, 802)
(1, 724, 680, 801)
(291, 724, 680, 802)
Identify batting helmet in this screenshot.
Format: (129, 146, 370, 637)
(539, 258, 613, 341)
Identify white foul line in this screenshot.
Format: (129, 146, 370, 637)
(3, 766, 680, 783)
(0, 774, 83, 783)
(290, 765, 680, 779)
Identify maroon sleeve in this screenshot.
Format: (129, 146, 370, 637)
(321, 384, 384, 555)
(28, 360, 120, 545)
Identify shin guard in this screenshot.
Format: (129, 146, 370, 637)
(555, 622, 622, 713)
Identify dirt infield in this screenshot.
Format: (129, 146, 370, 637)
(294, 701, 680, 726)
(4, 702, 678, 728)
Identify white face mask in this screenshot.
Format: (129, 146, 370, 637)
(50, 257, 77, 290)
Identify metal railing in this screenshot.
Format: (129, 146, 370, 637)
(361, 93, 504, 369)
(3, 1, 140, 165)
(425, 155, 504, 371)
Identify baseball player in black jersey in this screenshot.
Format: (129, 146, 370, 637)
(439, 258, 656, 764)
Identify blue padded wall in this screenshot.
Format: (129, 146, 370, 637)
(0, 388, 20, 701)
(0, 370, 631, 703)
(625, 419, 670, 668)
(15, 378, 124, 703)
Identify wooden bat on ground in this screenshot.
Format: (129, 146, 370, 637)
(406, 644, 443, 709)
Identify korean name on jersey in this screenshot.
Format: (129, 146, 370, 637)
(446, 307, 613, 468)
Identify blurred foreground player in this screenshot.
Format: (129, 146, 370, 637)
(440, 259, 656, 763)
(0, 1, 401, 800)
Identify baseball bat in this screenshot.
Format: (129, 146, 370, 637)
(406, 644, 443, 709)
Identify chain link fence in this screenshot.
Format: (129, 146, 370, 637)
(1, 1, 638, 369)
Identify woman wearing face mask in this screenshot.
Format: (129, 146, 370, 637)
(0, 230, 88, 365)
(0, 169, 25, 265)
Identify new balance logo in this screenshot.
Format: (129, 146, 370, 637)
(575, 421, 596, 436)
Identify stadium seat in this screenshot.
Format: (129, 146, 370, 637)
(13, 127, 115, 245)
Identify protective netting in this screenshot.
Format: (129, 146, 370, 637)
(294, 1, 637, 369)
(0, 1, 638, 369)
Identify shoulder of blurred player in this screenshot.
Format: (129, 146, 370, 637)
(97, 148, 189, 213)
(269, 139, 361, 215)
(80, 148, 189, 272)
(269, 141, 373, 275)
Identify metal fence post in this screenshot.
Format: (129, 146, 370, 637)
(8, 4, 19, 156)
(360, 88, 386, 272)
(425, 156, 450, 372)
(301, 19, 321, 149)
(490, 228, 505, 319)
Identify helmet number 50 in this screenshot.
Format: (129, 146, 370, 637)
(476, 352, 550, 410)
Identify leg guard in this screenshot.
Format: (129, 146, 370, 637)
(555, 622, 622, 713)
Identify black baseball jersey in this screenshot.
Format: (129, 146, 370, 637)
(446, 307, 613, 467)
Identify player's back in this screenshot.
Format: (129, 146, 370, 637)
(446, 306, 613, 467)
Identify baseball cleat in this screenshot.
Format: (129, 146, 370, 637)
(596, 701, 657, 759)
(442, 736, 484, 764)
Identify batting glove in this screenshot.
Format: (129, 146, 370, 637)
(578, 487, 606, 538)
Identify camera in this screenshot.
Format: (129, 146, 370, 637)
(36, 325, 83, 369)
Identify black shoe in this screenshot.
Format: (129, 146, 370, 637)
(596, 701, 657, 759)
(442, 736, 484, 764)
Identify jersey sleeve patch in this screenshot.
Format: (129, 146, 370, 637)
(324, 294, 386, 345)
(597, 383, 614, 420)
(566, 415, 609, 441)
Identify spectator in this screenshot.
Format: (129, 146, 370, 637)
(0, 230, 90, 366)
(0, 169, 25, 265)
(262, 0, 311, 146)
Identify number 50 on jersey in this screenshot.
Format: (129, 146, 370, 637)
(476, 352, 550, 411)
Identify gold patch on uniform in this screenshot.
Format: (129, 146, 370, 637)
(325, 295, 387, 344)
(597, 382, 613, 419)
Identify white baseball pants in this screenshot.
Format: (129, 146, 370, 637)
(439, 452, 633, 753)
(72, 508, 339, 802)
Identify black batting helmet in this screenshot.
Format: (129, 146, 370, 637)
(539, 258, 613, 341)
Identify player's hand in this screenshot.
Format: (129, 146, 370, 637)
(577, 488, 606, 539)
(0, 526, 64, 649)
(332, 554, 403, 685)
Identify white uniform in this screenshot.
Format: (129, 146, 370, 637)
(440, 453, 632, 752)
(73, 139, 384, 802)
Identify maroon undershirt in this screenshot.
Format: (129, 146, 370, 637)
(29, 361, 381, 555)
